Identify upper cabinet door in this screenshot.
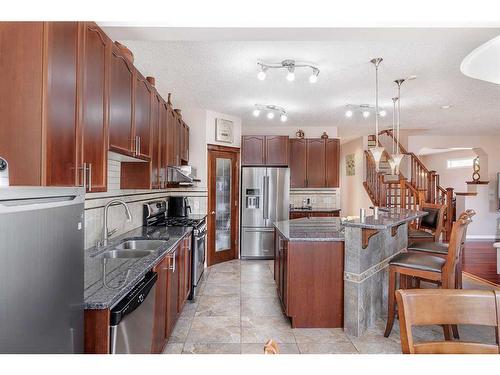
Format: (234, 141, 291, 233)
(265, 136, 289, 166)
(150, 92, 161, 189)
(108, 43, 134, 156)
(159, 101, 169, 187)
(181, 122, 189, 163)
(80, 22, 110, 192)
(166, 107, 176, 167)
(326, 139, 340, 188)
(134, 71, 152, 160)
(44, 22, 80, 187)
(241, 136, 265, 166)
(289, 139, 307, 188)
(306, 139, 326, 188)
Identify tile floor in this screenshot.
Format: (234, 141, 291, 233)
(163, 259, 499, 354)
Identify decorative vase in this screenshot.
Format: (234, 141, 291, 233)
(167, 93, 172, 105)
(296, 129, 305, 139)
(321, 132, 329, 139)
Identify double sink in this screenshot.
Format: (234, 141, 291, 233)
(93, 239, 168, 259)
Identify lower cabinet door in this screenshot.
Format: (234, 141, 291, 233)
(166, 248, 179, 337)
(152, 257, 168, 353)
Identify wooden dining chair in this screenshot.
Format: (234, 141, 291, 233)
(408, 202, 446, 243)
(264, 339, 280, 354)
(384, 215, 472, 337)
(396, 289, 500, 354)
(408, 209, 476, 290)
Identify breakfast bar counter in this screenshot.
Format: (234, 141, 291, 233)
(273, 208, 426, 336)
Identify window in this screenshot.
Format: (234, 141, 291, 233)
(447, 158, 474, 169)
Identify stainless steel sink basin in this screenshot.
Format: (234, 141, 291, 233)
(96, 249, 155, 259)
(114, 240, 167, 251)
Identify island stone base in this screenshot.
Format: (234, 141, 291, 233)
(343, 224, 408, 337)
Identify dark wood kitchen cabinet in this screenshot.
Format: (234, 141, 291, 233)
(133, 71, 153, 160)
(326, 138, 340, 188)
(152, 255, 169, 353)
(181, 121, 190, 163)
(79, 22, 110, 192)
(150, 91, 162, 189)
(306, 139, 326, 188)
(289, 139, 307, 188)
(274, 229, 344, 328)
(288, 138, 340, 188)
(289, 210, 340, 219)
(178, 236, 192, 314)
(166, 244, 181, 336)
(241, 135, 289, 166)
(0, 22, 80, 187)
(108, 42, 135, 156)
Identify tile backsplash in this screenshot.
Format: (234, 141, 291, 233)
(290, 189, 339, 209)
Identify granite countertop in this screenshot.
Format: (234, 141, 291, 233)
(342, 208, 427, 230)
(84, 225, 192, 310)
(290, 207, 341, 212)
(274, 217, 345, 242)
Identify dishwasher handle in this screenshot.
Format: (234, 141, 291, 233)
(110, 271, 157, 326)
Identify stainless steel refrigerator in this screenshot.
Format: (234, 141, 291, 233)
(0, 187, 85, 353)
(241, 167, 290, 259)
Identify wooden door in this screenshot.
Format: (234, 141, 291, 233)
(207, 145, 240, 266)
(45, 22, 80, 186)
(306, 139, 326, 188)
(0, 22, 44, 186)
(134, 71, 152, 160)
(166, 246, 180, 336)
(289, 139, 307, 188)
(108, 43, 134, 156)
(241, 136, 265, 165)
(150, 92, 161, 189)
(152, 256, 168, 353)
(326, 138, 340, 188)
(265, 136, 289, 166)
(80, 22, 109, 192)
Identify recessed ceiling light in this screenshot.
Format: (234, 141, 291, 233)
(267, 112, 275, 119)
(345, 110, 353, 118)
(440, 105, 452, 109)
(252, 109, 261, 117)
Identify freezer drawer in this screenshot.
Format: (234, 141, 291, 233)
(241, 227, 275, 259)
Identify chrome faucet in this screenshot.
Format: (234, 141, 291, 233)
(98, 199, 132, 248)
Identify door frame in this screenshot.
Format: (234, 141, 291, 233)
(207, 144, 240, 267)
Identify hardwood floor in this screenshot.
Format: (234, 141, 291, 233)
(462, 241, 499, 286)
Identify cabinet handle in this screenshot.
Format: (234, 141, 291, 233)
(87, 163, 92, 192)
(80, 163, 87, 188)
(138, 136, 141, 156)
(134, 136, 139, 156)
(169, 253, 176, 272)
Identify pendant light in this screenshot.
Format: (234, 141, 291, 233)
(369, 58, 385, 171)
(388, 96, 399, 174)
(391, 79, 406, 175)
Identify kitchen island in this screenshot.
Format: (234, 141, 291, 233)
(273, 208, 426, 336)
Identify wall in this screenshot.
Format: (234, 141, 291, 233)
(408, 135, 500, 239)
(340, 136, 372, 217)
(419, 149, 477, 192)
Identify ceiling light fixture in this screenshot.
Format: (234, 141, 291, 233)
(253, 104, 287, 122)
(257, 59, 320, 83)
(368, 57, 385, 172)
(344, 104, 386, 119)
(257, 65, 267, 81)
(389, 79, 406, 175)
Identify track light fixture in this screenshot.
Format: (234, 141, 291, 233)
(252, 104, 288, 121)
(344, 104, 387, 119)
(257, 59, 320, 83)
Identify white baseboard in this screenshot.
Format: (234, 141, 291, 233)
(466, 234, 500, 240)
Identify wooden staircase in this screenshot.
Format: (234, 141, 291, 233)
(364, 130, 456, 241)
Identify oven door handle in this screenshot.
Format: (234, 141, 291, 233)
(194, 232, 206, 240)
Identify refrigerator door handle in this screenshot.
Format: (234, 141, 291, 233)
(263, 175, 269, 219)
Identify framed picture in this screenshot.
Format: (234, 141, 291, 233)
(215, 118, 234, 143)
(346, 153, 355, 176)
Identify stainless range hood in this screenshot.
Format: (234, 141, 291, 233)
(167, 166, 201, 186)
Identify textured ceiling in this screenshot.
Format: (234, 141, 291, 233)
(103, 27, 500, 140)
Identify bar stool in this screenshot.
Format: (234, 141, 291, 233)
(384, 215, 472, 338)
(407, 209, 476, 289)
(408, 202, 446, 243)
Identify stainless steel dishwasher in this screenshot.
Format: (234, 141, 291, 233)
(109, 271, 157, 354)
